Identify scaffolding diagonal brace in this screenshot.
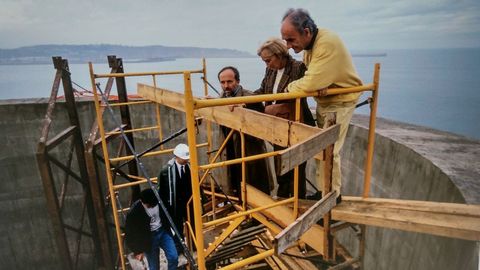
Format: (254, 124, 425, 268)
(274, 191, 337, 254)
(276, 124, 340, 176)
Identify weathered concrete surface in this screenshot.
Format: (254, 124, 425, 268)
(338, 114, 480, 270)
(0, 97, 210, 269)
(0, 98, 97, 269)
(0, 98, 478, 269)
(353, 114, 480, 203)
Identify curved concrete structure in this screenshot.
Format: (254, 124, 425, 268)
(0, 99, 478, 269)
(338, 114, 480, 270)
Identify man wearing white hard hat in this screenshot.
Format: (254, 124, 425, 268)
(157, 143, 192, 251)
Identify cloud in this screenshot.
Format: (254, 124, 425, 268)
(0, 0, 479, 51)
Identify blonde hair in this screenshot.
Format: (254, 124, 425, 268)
(257, 37, 289, 59)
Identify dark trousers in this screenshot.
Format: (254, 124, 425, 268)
(274, 145, 307, 199)
(145, 227, 178, 270)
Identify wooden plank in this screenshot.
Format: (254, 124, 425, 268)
(246, 184, 325, 255)
(335, 205, 480, 234)
(251, 239, 289, 270)
(276, 124, 339, 175)
(137, 83, 321, 147)
(204, 216, 245, 256)
(274, 191, 337, 254)
(331, 197, 480, 241)
(137, 83, 185, 111)
(342, 196, 480, 217)
(254, 222, 321, 270)
(327, 258, 360, 270)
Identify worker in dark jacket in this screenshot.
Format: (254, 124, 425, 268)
(157, 143, 193, 243)
(125, 189, 178, 270)
(217, 66, 273, 195)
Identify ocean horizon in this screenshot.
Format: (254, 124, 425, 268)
(0, 48, 479, 140)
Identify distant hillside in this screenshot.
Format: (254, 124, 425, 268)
(0, 44, 254, 64)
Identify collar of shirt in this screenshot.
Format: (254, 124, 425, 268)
(304, 27, 318, 51)
(223, 85, 242, 98)
(174, 160, 184, 176)
(272, 68, 285, 96)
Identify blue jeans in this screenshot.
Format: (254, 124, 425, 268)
(145, 227, 178, 270)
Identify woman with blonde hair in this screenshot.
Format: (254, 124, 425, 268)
(255, 37, 314, 199)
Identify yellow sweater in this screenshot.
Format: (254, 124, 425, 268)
(287, 29, 363, 104)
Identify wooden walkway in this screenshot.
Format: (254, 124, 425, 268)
(250, 187, 480, 257)
(331, 196, 480, 241)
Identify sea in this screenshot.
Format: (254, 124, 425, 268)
(1, 48, 479, 140)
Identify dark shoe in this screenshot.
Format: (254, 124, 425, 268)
(336, 194, 342, 204)
(306, 191, 322, 200)
(306, 192, 341, 204)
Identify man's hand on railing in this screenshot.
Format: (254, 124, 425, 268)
(228, 104, 246, 112)
(317, 88, 328, 97)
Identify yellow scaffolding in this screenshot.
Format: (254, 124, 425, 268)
(88, 59, 381, 270)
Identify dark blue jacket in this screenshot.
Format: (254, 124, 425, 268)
(124, 200, 170, 255)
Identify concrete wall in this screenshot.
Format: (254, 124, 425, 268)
(0, 98, 213, 269)
(0, 99, 478, 269)
(0, 99, 97, 269)
(338, 114, 480, 270)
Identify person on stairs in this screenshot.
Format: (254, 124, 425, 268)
(125, 188, 178, 270)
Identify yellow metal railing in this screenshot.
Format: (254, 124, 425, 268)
(89, 62, 127, 269)
(88, 58, 380, 270)
(193, 84, 375, 108)
(88, 63, 211, 270)
(182, 71, 207, 267)
(203, 198, 295, 228)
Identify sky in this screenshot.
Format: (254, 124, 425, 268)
(0, 0, 479, 54)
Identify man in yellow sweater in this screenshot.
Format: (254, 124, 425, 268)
(281, 8, 363, 202)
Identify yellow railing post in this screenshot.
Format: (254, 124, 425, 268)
(183, 71, 206, 270)
(240, 132, 247, 210)
(202, 58, 216, 218)
(293, 98, 301, 218)
(88, 62, 126, 270)
(363, 63, 381, 198)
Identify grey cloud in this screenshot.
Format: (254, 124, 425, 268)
(0, 0, 478, 51)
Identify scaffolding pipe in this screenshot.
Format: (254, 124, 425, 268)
(106, 100, 152, 107)
(199, 151, 280, 171)
(109, 142, 208, 163)
(363, 63, 381, 198)
(88, 62, 127, 270)
(105, 125, 160, 135)
(194, 84, 375, 109)
(185, 129, 235, 221)
(203, 198, 294, 228)
(94, 69, 204, 78)
(293, 97, 301, 218)
(183, 71, 207, 269)
(219, 249, 274, 270)
(240, 132, 247, 210)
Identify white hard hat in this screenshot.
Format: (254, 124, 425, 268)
(173, 143, 190, 160)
